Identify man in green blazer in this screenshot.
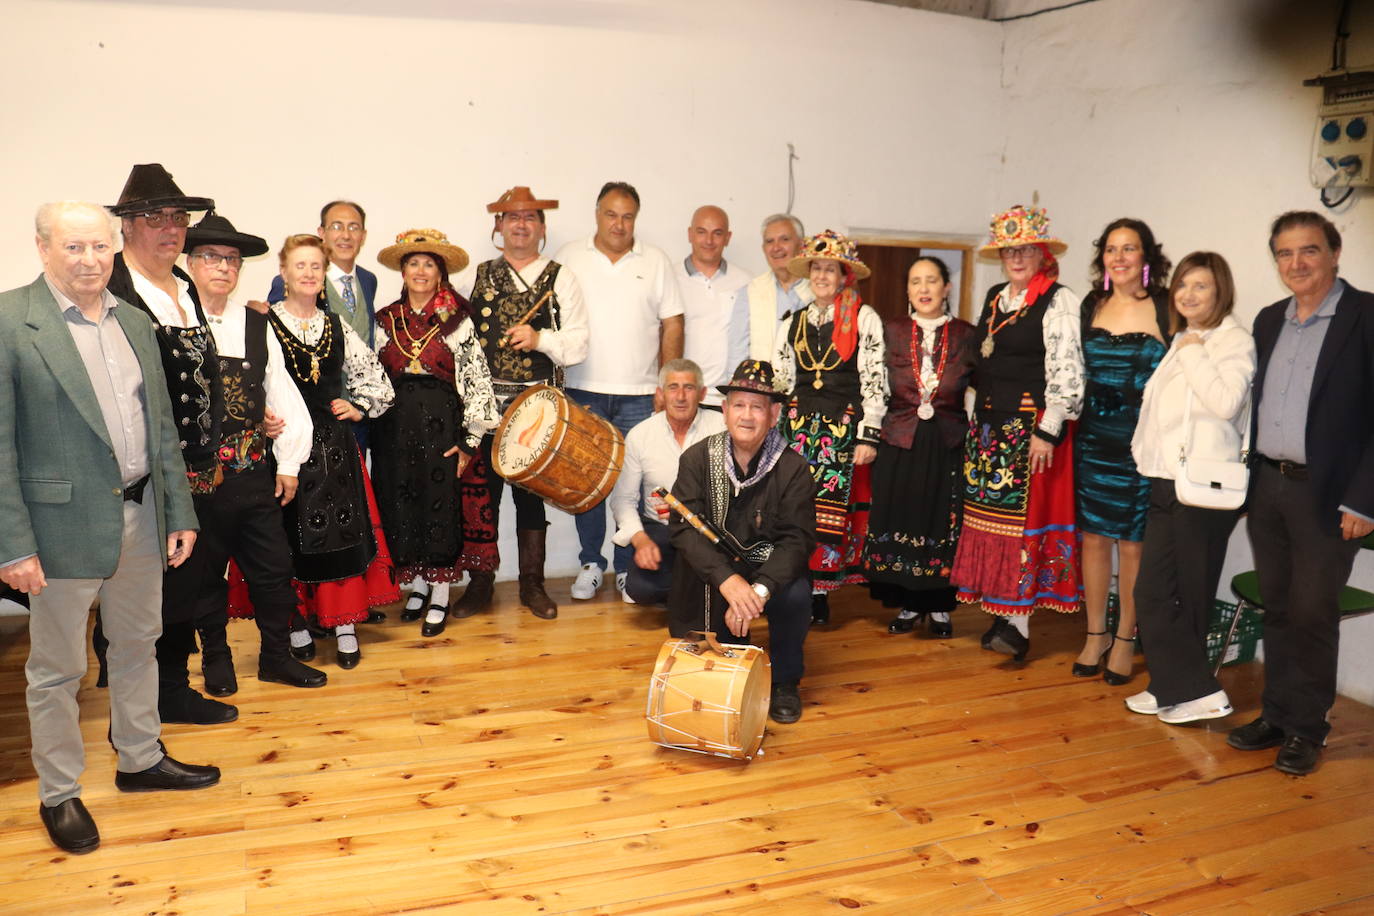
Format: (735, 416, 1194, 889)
(0, 201, 221, 855)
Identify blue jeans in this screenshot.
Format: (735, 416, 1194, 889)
(567, 389, 655, 573)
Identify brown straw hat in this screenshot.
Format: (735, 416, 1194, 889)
(487, 186, 559, 214)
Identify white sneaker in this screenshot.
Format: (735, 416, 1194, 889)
(1124, 690, 1160, 715)
(571, 564, 603, 600)
(617, 572, 634, 604)
(1157, 690, 1233, 725)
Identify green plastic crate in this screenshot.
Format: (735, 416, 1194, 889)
(1103, 593, 1261, 668)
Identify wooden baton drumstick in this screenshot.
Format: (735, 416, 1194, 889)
(498, 290, 554, 348)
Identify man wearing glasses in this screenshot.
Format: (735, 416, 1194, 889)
(267, 200, 377, 348)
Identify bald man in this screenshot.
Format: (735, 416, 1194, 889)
(676, 205, 750, 409)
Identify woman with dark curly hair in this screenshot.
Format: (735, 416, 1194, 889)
(1072, 218, 1171, 686)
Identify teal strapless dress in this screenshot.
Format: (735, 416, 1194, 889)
(1075, 329, 1167, 541)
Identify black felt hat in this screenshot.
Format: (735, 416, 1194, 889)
(109, 163, 214, 216)
(183, 212, 269, 258)
(717, 360, 788, 402)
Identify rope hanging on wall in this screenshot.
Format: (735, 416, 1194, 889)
(786, 143, 799, 215)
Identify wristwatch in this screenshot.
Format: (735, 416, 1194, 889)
(752, 582, 771, 601)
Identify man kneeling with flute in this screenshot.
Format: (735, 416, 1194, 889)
(665, 360, 816, 723)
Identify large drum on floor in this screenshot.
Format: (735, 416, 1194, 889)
(491, 384, 625, 514)
(646, 633, 771, 760)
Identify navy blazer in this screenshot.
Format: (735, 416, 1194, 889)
(1252, 282, 1374, 528)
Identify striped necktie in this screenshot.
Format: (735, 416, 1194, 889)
(339, 275, 357, 315)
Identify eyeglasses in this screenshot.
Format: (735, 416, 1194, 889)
(325, 221, 364, 233)
(138, 211, 191, 228)
(188, 252, 243, 269)
(999, 246, 1038, 261)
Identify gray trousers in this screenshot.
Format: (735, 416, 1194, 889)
(26, 497, 164, 805)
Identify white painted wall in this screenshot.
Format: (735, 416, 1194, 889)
(0, 0, 1005, 585)
(997, 0, 1374, 703)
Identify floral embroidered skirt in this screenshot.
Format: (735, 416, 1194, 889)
(782, 400, 870, 592)
(950, 400, 1080, 616)
(863, 421, 961, 591)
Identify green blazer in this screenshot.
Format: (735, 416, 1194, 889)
(0, 275, 198, 579)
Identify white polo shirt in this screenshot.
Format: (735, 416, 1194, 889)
(554, 235, 684, 396)
(676, 256, 750, 406)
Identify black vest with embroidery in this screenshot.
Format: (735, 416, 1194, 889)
(785, 309, 861, 417)
(470, 258, 561, 386)
(972, 281, 1060, 413)
(266, 310, 347, 416)
(216, 309, 270, 474)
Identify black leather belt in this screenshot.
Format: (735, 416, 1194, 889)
(1259, 455, 1308, 480)
(122, 474, 151, 504)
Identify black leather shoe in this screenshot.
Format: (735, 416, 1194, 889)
(336, 646, 361, 670)
(259, 658, 328, 688)
(39, 798, 99, 853)
(769, 683, 803, 724)
(1274, 734, 1322, 775)
(810, 593, 830, 626)
(1227, 716, 1285, 751)
(420, 604, 448, 637)
(115, 755, 220, 792)
(159, 686, 238, 725)
(887, 613, 921, 634)
(980, 616, 1003, 649)
(365, 610, 387, 624)
(987, 620, 1029, 661)
(289, 639, 316, 662)
(202, 654, 237, 698)
(927, 617, 953, 639)
(400, 586, 431, 623)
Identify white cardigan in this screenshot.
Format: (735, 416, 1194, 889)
(1132, 313, 1256, 481)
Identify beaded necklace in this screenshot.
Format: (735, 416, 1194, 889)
(911, 317, 951, 420)
(981, 287, 1033, 358)
(276, 308, 333, 384)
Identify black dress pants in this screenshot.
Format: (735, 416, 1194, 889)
(1248, 462, 1362, 743)
(1134, 478, 1240, 707)
(187, 467, 297, 668)
(671, 576, 811, 687)
(479, 433, 547, 530)
(625, 522, 674, 605)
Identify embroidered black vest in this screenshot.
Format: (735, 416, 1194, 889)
(972, 281, 1060, 413)
(786, 309, 861, 417)
(470, 258, 561, 387)
(216, 309, 270, 473)
(108, 255, 221, 468)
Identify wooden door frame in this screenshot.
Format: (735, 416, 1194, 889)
(850, 235, 978, 322)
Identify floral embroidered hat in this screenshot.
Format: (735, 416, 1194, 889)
(377, 228, 470, 273)
(787, 229, 871, 280)
(977, 204, 1067, 260)
(717, 359, 788, 402)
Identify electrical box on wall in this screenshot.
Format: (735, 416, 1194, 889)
(1308, 69, 1374, 189)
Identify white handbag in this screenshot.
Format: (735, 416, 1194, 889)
(1174, 391, 1250, 510)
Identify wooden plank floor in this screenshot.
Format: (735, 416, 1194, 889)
(1, 582, 1371, 915)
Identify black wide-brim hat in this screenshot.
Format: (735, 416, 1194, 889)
(717, 359, 788, 402)
(109, 163, 214, 216)
(183, 212, 269, 258)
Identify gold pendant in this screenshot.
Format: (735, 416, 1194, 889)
(981, 337, 995, 359)
(409, 358, 422, 373)
(309, 355, 320, 384)
(812, 372, 823, 390)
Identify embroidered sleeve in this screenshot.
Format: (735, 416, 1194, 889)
(856, 304, 887, 442)
(340, 321, 394, 418)
(445, 317, 501, 453)
(536, 268, 590, 368)
(771, 314, 798, 395)
(1039, 286, 1084, 438)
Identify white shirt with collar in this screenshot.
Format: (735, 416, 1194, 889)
(610, 407, 726, 545)
(203, 301, 314, 477)
(677, 257, 750, 406)
(554, 236, 685, 396)
(130, 269, 199, 328)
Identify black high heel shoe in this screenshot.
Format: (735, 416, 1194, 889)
(1071, 631, 1111, 678)
(400, 584, 431, 623)
(1103, 633, 1136, 686)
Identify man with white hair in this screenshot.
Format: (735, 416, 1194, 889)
(725, 214, 812, 370)
(610, 359, 725, 605)
(0, 201, 218, 854)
